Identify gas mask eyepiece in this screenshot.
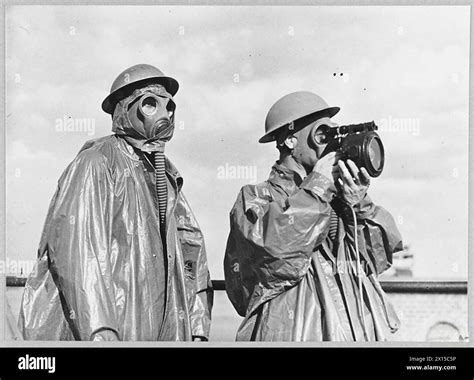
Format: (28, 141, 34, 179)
(141, 96, 159, 116)
(316, 121, 385, 177)
(140, 94, 175, 119)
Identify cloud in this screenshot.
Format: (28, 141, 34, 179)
(8, 139, 55, 162)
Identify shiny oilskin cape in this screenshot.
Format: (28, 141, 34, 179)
(224, 163, 403, 341)
(19, 120, 213, 341)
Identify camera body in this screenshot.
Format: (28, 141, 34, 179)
(319, 121, 385, 177)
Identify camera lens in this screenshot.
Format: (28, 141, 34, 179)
(364, 134, 384, 177)
(341, 131, 384, 177)
(368, 137, 383, 171)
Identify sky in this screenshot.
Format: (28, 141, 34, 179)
(5, 5, 470, 280)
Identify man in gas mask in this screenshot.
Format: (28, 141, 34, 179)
(224, 91, 403, 341)
(19, 64, 213, 341)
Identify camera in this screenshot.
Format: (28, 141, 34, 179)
(314, 121, 385, 177)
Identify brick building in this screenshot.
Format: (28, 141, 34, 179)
(388, 291, 467, 342)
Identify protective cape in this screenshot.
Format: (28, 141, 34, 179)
(224, 162, 402, 341)
(19, 97, 213, 341)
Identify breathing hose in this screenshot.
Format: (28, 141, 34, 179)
(154, 151, 168, 237)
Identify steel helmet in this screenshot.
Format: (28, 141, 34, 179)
(259, 91, 340, 143)
(101, 64, 179, 114)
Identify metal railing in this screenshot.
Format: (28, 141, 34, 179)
(7, 276, 467, 294)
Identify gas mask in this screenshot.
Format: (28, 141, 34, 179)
(114, 84, 176, 152)
(112, 84, 177, 237)
(127, 87, 176, 144)
(310, 121, 385, 177)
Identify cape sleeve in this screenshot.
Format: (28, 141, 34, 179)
(350, 195, 404, 275)
(45, 149, 118, 340)
(175, 191, 213, 340)
(224, 171, 336, 316)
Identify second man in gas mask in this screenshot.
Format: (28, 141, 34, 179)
(224, 91, 403, 341)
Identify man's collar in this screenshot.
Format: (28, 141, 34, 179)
(117, 136, 184, 191)
(164, 155, 184, 191)
(267, 161, 305, 195)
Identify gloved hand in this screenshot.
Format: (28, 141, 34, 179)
(91, 329, 119, 341)
(336, 159, 370, 206)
